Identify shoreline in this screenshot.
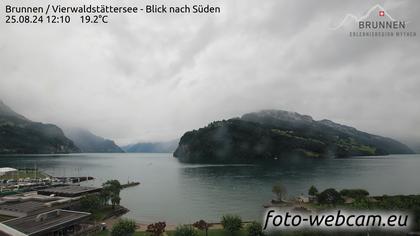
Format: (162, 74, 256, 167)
(101, 191, 420, 230)
(102, 216, 227, 231)
(102, 214, 258, 232)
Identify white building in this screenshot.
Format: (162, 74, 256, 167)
(296, 194, 310, 203)
(0, 167, 17, 176)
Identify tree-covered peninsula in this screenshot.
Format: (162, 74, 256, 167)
(174, 110, 413, 163)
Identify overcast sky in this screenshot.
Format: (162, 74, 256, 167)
(0, 0, 419, 145)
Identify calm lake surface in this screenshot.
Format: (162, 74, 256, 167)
(0, 153, 419, 223)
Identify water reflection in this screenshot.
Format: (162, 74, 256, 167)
(0, 153, 419, 223)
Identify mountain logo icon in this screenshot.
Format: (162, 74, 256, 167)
(330, 4, 397, 30)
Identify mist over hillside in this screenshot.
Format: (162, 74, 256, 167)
(1, 1, 419, 145)
(123, 140, 178, 153)
(174, 110, 414, 163)
(63, 127, 124, 153)
(0, 100, 80, 154)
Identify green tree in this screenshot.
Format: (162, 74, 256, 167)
(102, 179, 122, 209)
(193, 220, 211, 236)
(111, 219, 136, 236)
(340, 189, 369, 199)
(246, 222, 264, 236)
(351, 197, 371, 209)
(99, 189, 110, 206)
(308, 185, 318, 196)
(146, 222, 166, 236)
(80, 194, 101, 213)
(221, 214, 242, 235)
(272, 182, 287, 201)
(111, 195, 121, 208)
(318, 188, 343, 205)
(174, 225, 199, 236)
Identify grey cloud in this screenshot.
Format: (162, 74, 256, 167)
(0, 0, 419, 145)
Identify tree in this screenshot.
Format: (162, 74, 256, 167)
(102, 179, 122, 208)
(246, 222, 264, 236)
(80, 195, 101, 213)
(111, 219, 136, 236)
(146, 222, 166, 236)
(99, 189, 110, 206)
(193, 220, 211, 236)
(308, 185, 318, 196)
(272, 182, 287, 201)
(340, 189, 369, 199)
(111, 195, 121, 208)
(174, 225, 199, 236)
(317, 188, 343, 205)
(221, 214, 242, 235)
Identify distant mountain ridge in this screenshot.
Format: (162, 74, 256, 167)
(0, 100, 80, 154)
(403, 140, 420, 154)
(174, 110, 414, 163)
(413, 145, 420, 154)
(0, 100, 28, 120)
(64, 128, 124, 153)
(242, 110, 413, 155)
(123, 140, 178, 153)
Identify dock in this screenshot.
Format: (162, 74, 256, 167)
(121, 181, 140, 189)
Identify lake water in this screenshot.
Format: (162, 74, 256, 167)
(0, 153, 419, 224)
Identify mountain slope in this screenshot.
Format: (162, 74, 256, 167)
(123, 140, 178, 153)
(412, 145, 420, 154)
(64, 128, 124, 153)
(403, 140, 420, 154)
(0, 101, 80, 154)
(174, 110, 413, 163)
(242, 110, 413, 155)
(0, 100, 28, 120)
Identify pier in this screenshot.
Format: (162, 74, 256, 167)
(121, 181, 140, 189)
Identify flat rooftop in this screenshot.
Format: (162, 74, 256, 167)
(37, 185, 101, 197)
(2, 210, 90, 235)
(0, 201, 48, 214)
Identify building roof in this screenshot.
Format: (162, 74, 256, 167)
(0, 201, 48, 215)
(37, 185, 101, 197)
(1, 209, 90, 236)
(0, 168, 17, 173)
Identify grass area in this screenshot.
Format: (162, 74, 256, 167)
(94, 230, 111, 236)
(93, 230, 110, 236)
(95, 230, 150, 236)
(94, 228, 407, 236)
(91, 206, 116, 221)
(134, 232, 153, 236)
(0, 169, 48, 180)
(168, 229, 246, 236)
(95, 229, 246, 236)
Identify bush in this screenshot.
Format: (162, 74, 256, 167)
(340, 189, 369, 199)
(111, 219, 136, 236)
(102, 180, 122, 209)
(146, 222, 166, 236)
(193, 220, 211, 236)
(80, 195, 101, 213)
(272, 182, 287, 201)
(308, 185, 318, 196)
(351, 197, 371, 209)
(246, 221, 264, 236)
(221, 214, 242, 235)
(174, 225, 199, 236)
(317, 188, 343, 205)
